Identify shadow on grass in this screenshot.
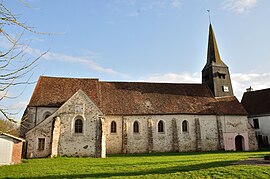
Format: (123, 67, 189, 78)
(107, 151, 225, 158)
(17, 160, 237, 179)
(107, 150, 270, 158)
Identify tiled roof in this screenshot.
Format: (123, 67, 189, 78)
(241, 88, 270, 116)
(29, 76, 100, 107)
(28, 76, 247, 115)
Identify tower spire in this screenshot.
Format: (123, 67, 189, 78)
(205, 24, 226, 69)
(202, 23, 234, 97)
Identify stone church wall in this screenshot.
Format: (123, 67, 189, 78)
(36, 107, 58, 124)
(25, 115, 55, 158)
(105, 116, 123, 154)
(25, 90, 105, 158)
(105, 114, 230, 154)
(20, 107, 58, 138)
(199, 116, 219, 151)
(105, 114, 254, 154)
(220, 115, 250, 151)
(125, 116, 150, 153)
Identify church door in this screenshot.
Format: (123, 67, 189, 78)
(235, 135, 244, 151)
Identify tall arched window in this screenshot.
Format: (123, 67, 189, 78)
(182, 120, 188, 132)
(75, 119, 83, 133)
(133, 121, 139, 133)
(111, 121, 117, 133)
(158, 120, 164, 133)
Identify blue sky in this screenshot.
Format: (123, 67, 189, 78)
(2, 0, 270, 121)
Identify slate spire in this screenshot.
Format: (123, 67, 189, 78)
(202, 24, 234, 97)
(204, 24, 227, 70)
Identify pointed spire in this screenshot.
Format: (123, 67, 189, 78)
(205, 24, 225, 67)
(202, 23, 233, 97)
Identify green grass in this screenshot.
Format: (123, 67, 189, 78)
(1, 151, 270, 178)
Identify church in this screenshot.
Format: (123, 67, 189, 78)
(20, 24, 258, 158)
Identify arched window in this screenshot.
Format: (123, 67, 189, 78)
(158, 120, 164, 133)
(43, 112, 51, 120)
(75, 119, 83, 133)
(182, 120, 188, 132)
(133, 121, 139, 133)
(111, 121, 117, 133)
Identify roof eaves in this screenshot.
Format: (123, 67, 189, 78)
(0, 132, 25, 142)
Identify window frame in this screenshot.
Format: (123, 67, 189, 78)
(158, 120, 165, 133)
(74, 118, 83, 133)
(111, 121, 117, 133)
(133, 121, 139, 134)
(38, 138, 45, 151)
(43, 111, 51, 120)
(253, 118, 259, 129)
(182, 120, 189, 133)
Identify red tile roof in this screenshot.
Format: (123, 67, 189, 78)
(28, 76, 247, 115)
(241, 88, 270, 116)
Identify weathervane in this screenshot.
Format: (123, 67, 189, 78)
(207, 10, 211, 24)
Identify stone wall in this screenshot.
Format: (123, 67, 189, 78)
(36, 107, 58, 124)
(25, 115, 55, 158)
(25, 90, 105, 158)
(220, 115, 253, 151)
(25, 89, 256, 157)
(20, 107, 58, 138)
(105, 116, 123, 154)
(105, 114, 255, 154)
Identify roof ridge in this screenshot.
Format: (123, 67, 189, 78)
(100, 81, 203, 85)
(40, 75, 99, 80)
(245, 88, 270, 94)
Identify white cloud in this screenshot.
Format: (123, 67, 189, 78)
(23, 47, 129, 78)
(140, 72, 270, 100)
(223, 0, 258, 13)
(231, 72, 270, 99)
(140, 72, 200, 83)
(0, 37, 129, 78)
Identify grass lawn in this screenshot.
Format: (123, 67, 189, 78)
(0, 151, 270, 178)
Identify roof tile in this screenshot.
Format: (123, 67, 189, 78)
(28, 76, 246, 115)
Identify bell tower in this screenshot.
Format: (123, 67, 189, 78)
(202, 24, 234, 97)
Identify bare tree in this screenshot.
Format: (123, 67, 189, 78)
(0, 1, 46, 123)
(0, 117, 19, 136)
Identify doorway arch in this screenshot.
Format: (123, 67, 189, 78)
(235, 135, 244, 151)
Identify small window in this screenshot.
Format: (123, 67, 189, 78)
(133, 121, 139, 133)
(158, 120, 164, 133)
(43, 112, 51, 120)
(182, 120, 189, 132)
(253, 119, 259, 129)
(111, 121, 117, 133)
(75, 119, 83, 133)
(217, 72, 226, 79)
(38, 138, 45, 151)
